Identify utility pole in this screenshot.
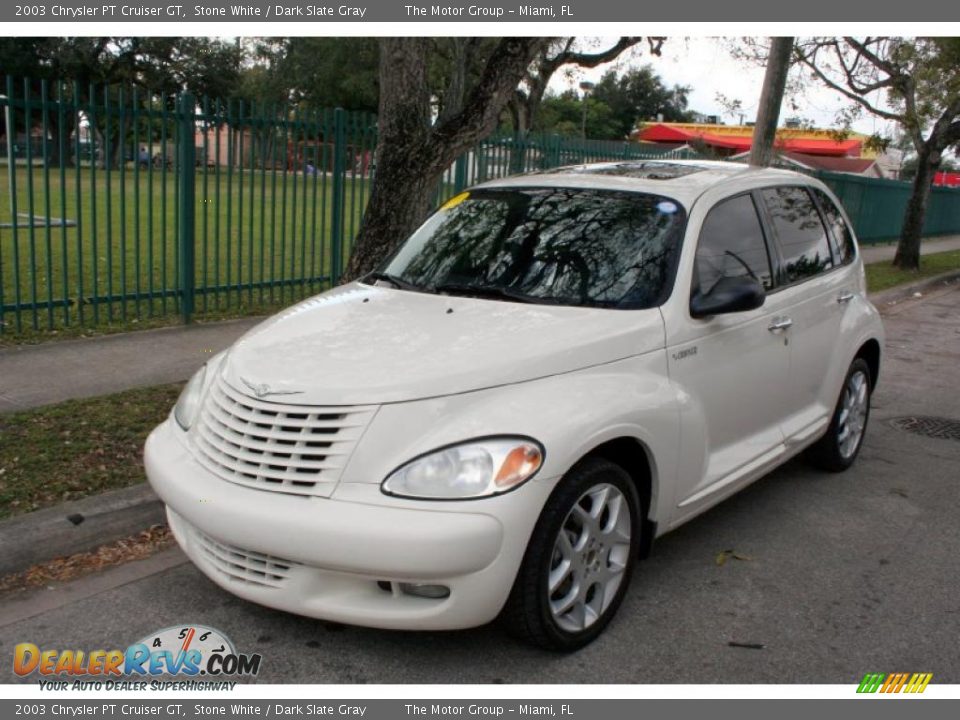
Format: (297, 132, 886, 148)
(749, 37, 794, 167)
(579, 81, 595, 140)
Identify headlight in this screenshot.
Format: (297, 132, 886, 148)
(382, 438, 544, 500)
(174, 365, 207, 431)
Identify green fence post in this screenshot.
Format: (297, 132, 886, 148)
(453, 153, 468, 193)
(509, 131, 525, 175)
(547, 134, 562, 170)
(330, 107, 347, 283)
(177, 93, 196, 324)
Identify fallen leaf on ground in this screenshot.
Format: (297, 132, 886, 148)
(716, 549, 753, 566)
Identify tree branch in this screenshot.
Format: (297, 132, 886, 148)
(794, 43, 905, 123)
(430, 37, 551, 157)
(551, 37, 644, 69)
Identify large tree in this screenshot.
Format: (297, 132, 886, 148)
(794, 37, 960, 269)
(343, 37, 655, 281)
(343, 38, 552, 281)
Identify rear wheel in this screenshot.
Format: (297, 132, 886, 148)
(808, 358, 872, 472)
(502, 457, 641, 651)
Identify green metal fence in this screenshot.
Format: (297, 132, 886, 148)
(16, 76, 960, 341)
(814, 170, 960, 244)
(0, 79, 378, 337)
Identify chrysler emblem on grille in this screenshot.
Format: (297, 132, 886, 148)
(240, 377, 304, 399)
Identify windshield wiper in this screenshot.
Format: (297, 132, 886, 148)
(434, 283, 558, 305)
(361, 271, 423, 292)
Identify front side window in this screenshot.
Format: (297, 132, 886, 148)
(695, 193, 773, 293)
(812, 188, 856, 265)
(762, 186, 834, 283)
(382, 188, 686, 309)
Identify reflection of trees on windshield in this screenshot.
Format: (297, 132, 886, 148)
(388, 189, 684, 309)
(762, 186, 833, 283)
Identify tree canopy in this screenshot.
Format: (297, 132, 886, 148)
(591, 66, 694, 136)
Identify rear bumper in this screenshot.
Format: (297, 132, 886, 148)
(145, 419, 553, 630)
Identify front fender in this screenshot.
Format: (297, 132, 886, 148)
(337, 352, 682, 526)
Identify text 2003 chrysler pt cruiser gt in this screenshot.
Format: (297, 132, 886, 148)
(146, 161, 884, 650)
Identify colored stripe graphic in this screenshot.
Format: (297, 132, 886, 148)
(903, 673, 933, 694)
(857, 673, 886, 693)
(857, 672, 932, 693)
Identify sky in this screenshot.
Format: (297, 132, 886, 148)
(551, 37, 899, 139)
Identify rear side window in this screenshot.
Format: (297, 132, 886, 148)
(695, 194, 773, 293)
(761, 186, 833, 283)
(812, 188, 856, 265)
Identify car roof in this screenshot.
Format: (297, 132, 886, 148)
(473, 160, 815, 208)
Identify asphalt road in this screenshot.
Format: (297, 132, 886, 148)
(3, 284, 959, 685)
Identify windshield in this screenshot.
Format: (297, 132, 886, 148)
(379, 188, 686, 309)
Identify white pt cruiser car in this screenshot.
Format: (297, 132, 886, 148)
(146, 161, 884, 650)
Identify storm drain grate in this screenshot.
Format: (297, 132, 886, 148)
(889, 416, 960, 441)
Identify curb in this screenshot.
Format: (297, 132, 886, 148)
(0, 482, 164, 578)
(868, 269, 960, 309)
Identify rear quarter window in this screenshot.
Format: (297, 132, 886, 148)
(812, 188, 856, 265)
(761, 186, 834, 284)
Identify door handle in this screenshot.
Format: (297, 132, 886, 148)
(768, 316, 793, 332)
(837, 291, 855, 304)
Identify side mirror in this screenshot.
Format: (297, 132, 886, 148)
(690, 275, 766, 318)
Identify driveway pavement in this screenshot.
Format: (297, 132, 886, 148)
(2, 284, 958, 684)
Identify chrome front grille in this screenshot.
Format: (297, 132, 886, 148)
(193, 529, 298, 589)
(193, 374, 375, 497)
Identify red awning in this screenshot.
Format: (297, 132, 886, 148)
(637, 124, 862, 157)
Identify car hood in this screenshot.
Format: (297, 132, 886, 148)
(220, 282, 666, 406)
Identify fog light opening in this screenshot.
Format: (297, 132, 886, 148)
(399, 582, 451, 600)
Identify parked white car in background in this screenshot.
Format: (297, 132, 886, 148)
(145, 160, 884, 650)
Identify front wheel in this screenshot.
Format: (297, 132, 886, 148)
(501, 458, 641, 651)
(808, 358, 872, 472)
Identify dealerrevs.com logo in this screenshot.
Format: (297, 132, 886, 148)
(13, 625, 261, 691)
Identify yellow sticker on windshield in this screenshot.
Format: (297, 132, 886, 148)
(441, 192, 470, 210)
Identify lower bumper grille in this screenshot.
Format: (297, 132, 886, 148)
(194, 529, 299, 589)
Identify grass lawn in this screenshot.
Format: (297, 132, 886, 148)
(0, 162, 369, 337)
(864, 249, 960, 293)
(0, 383, 181, 519)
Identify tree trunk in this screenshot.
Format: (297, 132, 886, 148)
(437, 38, 468, 125)
(894, 144, 939, 270)
(507, 95, 531, 135)
(343, 38, 433, 281)
(749, 37, 793, 167)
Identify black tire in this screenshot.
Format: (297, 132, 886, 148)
(501, 457, 642, 651)
(808, 358, 872, 472)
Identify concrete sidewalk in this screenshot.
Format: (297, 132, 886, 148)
(0, 316, 262, 413)
(859, 234, 960, 264)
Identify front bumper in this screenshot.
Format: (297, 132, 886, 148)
(145, 419, 553, 630)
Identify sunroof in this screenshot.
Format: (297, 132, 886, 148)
(557, 161, 710, 180)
